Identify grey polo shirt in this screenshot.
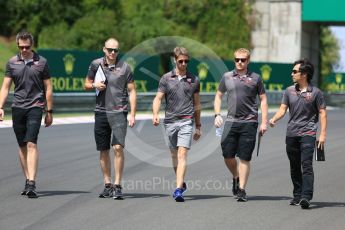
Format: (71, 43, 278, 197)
(218, 69, 266, 122)
(158, 70, 200, 123)
(5, 51, 50, 109)
(87, 57, 134, 112)
(282, 84, 326, 137)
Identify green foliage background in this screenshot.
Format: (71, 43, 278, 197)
(320, 26, 341, 89)
(0, 0, 340, 87)
(0, 0, 252, 58)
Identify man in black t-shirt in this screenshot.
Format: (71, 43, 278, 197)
(152, 47, 201, 202)
(84, 37, 136, 200)
(0, 31, 53, 198)
(214, 48, 268, 202)
(270, 59, 327, 209)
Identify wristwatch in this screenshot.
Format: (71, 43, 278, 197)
(46, 109, 53, 113)
(214, 114, 221, 118)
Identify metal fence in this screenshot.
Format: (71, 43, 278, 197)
(2, 91, 343, 113)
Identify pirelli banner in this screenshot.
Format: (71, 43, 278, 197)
(38, 49, 294, 93)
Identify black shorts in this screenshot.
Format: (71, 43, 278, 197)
(221, 121, 258, 161)
(94, 111, 127, 151)
(12, 107, 43, 146)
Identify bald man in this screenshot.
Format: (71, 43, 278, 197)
(84, 38, 137, 200)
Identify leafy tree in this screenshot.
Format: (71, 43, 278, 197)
(163, 0, 252, 59)
(320, 26, 340, 88)
(38, 0, 122, 50)
(118, 0, 173, 51)
(3, 0, 83, 46)
(67, 9, 119, 50)
(38, 22, 70, 49)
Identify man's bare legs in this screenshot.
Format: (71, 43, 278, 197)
(171, 149, 178, 173)
(19, 145, 29, 180)
(19, 142, 39, 181)
(99, 149, 111, 184)
(224, 158, 250, 189)
(224, 157, 238, 178)
(238, 159, 250, 190)
(113, 144, 124, 185)
(19, 142, 39, 198)
(176, 147, 188, 188)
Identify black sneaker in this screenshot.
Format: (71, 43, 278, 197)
(113, 184, 123, 200)
(99, 184, 113, 198)
(300, 198, 310, 209)
(289, 197, 301, 206)
(237, 188, 247, 202)
(21, 179, 29, 195)
(232, 178, 239, 196)
(26, 180, 38, 198)
(182, 182, 187, 194)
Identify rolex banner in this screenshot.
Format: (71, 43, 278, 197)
(38, 49, 294, 93)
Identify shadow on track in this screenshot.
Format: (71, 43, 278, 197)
(38, 190, 90, 197)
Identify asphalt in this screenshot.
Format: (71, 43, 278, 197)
(0, 110, 344, 230)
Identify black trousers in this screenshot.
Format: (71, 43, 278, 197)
(286, 136, 315, 200)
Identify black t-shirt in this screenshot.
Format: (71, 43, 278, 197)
(87, 57, 134, 112)
(158, 69, 200, 123)
(282, 84, 326, 137)
(218, 69, 265, 122)
(5, 51, 50, 109)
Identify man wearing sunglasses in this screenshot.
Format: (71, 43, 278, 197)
(84, 38, 136, 200)
(0, 31, 53, 198)
(153, 47, 201, 202)
(214, 48, 268, 202)
(269, 59, 327, 209)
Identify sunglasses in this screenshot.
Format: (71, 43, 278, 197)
(105, 48, 119, 53)
(291, 70, 300, 74)
(18, 45, 31, 50)
(234, 58, 247, 63)
(177, 59, 189, 64)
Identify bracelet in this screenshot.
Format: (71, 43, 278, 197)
(214, 114, 221, 118)
(46, 109, 53, 113)
(196, 124, 201, 128)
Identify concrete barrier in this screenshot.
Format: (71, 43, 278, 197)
(2, 91, 342, 113)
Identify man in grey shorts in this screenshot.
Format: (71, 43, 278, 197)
(214, 48, 268, 202)
(84, 37, 137, 199)
(0, 31, 53, 198)
(269, 59, 327, 209)
(152, 46, 202, 202)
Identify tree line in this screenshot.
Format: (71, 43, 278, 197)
(0, 0, 339, 85)
(0, 0, 252, 59)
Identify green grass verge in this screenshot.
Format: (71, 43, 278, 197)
(0, 37, 17, 85)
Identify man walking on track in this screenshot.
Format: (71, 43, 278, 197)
(0, 31, 53, 198)
(84, 37, 137, 200)
(152, 46, 202, 202)
(214, 48, 268, 202)
(269, 59, 327, 209)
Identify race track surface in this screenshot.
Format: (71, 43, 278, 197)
(0, 110, 344, 230)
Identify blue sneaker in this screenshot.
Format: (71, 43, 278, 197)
(173, 188, 184, 202)
(182, 182, 187, 194)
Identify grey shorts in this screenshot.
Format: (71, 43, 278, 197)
(94, 111, 127, 150)
(164, 119, 193, 150)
